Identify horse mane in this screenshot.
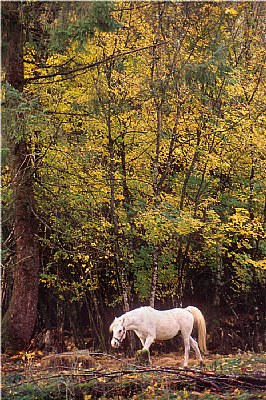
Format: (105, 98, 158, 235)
(109, 315, 125, 333)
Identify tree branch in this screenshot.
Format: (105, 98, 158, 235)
(24, 42, 167, 84)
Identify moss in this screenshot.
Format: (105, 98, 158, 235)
(136, 349, 150, 366)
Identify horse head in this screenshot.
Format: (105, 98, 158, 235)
(110, 317, 127, 348)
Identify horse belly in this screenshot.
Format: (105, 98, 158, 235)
(155, 316, 180, 340)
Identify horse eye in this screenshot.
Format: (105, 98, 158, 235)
(118, 329, 122, 333)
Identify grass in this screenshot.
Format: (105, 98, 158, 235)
(205, 352, 266, 375)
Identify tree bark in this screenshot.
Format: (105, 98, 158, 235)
(2, 2, 41, 351)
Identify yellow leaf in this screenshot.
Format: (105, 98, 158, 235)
(124, 374, 138, 379)
(225, 8, 238, 16)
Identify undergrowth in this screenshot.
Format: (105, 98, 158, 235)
(2, 352, 265, 399)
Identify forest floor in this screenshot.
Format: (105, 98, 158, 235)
(2, 350, 266, 399)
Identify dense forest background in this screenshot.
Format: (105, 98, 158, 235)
(2, 1, 265, 354)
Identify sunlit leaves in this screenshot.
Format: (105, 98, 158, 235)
(16, 1, 266, 306)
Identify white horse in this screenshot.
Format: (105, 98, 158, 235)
(110, 306, 207, 367)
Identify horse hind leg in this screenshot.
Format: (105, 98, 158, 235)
(183, 336, 190, 368)
(189, 336, 203, 365)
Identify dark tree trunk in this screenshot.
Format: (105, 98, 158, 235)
(2, 2, 41, 351)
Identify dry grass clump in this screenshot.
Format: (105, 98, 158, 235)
(40, 350, 96, 371)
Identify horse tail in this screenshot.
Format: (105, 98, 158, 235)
(186, 306, 207, 353)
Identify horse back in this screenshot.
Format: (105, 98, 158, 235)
(147, 308, 194, 340)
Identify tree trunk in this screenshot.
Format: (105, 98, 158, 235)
(149, 105, 162, 308)
(149, 245, 159, 308)
(105, 66, 131, 314)
(212, 239, 223, 308)
(2, 2, 41, 351)
(248, 150, 255, 221)
(149, 3, 165, 307)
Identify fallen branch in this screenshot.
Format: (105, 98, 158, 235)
(3, 352, 265, 398)
(6, 366, 264, 393)
(36, 352, 266, 392)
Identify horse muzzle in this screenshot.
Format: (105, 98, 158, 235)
(111, 338, 121, 348)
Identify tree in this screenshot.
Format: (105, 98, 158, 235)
(1, 0, 119, 351)
(2, 2, 40, 351)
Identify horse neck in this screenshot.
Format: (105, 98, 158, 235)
(124, 309, 139, 330)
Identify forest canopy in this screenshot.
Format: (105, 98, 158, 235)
(1, 1, 265, 352)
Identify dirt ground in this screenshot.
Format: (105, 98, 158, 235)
(2, 350, 203, 374)
(2, 349, 265, 375)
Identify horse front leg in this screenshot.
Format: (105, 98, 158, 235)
(142, 336, 155, 364)
(142, 336, 155, 351)
(135, 336, 153, 365)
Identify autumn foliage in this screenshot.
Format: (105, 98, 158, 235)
(2, 1, 265, 352)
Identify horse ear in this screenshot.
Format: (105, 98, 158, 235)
(109, 318, 116, 333)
